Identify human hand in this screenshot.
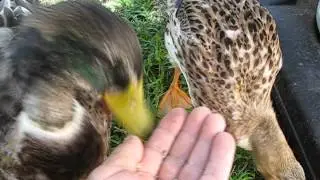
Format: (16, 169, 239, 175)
(88, 107, 236, 180)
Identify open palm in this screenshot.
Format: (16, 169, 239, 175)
(88, 107, 236, 180)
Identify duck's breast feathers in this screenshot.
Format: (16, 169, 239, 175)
(169, 0, 282, 102)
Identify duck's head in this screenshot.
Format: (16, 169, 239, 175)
(11, 0, 154, 139)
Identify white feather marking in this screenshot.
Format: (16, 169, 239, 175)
(17, 100, 85, 142)
(225, 29, 241, 40)
(237, 136, 252, 150)
(278, 57, 283, 69)
(165, 32, 179, 66)
(261, 47, 267, 56)
(165, 18, 194, 105)
(238, 48, 248, 58)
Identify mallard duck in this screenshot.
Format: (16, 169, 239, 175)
(159, 0, 305, 179)
(0, 1, 153, 179)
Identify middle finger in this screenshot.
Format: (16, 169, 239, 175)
(178, 113, 226, 180)
(158, 107, 212, 179)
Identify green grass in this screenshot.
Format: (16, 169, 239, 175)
(40, 0, 260, 179)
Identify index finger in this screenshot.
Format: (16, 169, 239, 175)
(138, 108, 188, 176)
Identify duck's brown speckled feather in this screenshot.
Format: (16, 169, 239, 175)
(166, 0, 282, 123)
(164, 0, 305, 179)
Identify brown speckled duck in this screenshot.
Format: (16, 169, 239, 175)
(0, 1, 153, 179)
(159, 0, 305, 179)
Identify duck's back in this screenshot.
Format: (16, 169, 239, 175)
(165, 0, 282, 118)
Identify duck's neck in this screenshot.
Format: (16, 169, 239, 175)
(250, 108, 291, 153)
(241, 104, 288, 149)
(18, 99, 83, 140)
(9, 85, 106, 180)
(15, 85, 81, 139)
(248, 106, 300, 178)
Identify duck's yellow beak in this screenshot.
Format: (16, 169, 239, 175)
(104, 80, 154, 139)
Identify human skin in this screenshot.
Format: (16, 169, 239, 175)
(88, 107, 236, 180)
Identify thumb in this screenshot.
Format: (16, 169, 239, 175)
(88, 135, 144, 180)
